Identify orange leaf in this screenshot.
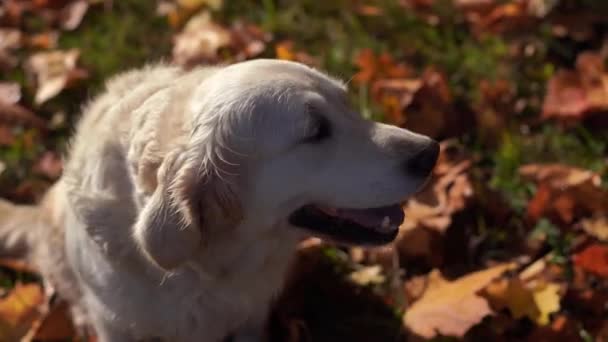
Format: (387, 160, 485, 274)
(403, 263, 514, 338)
(573, 244, 608, 278)
(0, 283, 45, 341)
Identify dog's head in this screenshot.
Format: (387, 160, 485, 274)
(134, 59, 439, 270)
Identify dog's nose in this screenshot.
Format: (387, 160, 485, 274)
(404, 140, 440, 177)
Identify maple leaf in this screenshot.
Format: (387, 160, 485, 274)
(483, 271, 562, 325)
(573, 244, 608, 278)
(403, 263, 514, 338)
(25, 49, 88, 104)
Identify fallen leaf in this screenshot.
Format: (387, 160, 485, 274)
(521, 163, 607, 223)
(26, 49, 88, 104)
(484, 277, 561, 325)
(172, 11, 231, 66)
(0, 82, 21, 105)
(353, 49, 412, 85)
(573, 244, 608, 278)
(533, 282, 560, 325)
(27, 31, 59, 49)
(0, 28, 22, 70)
(59, 0, 88, 30)
(0, 283, 45, 342)
(582, 216, 608, 242)
(542, 52, 608, 121)
(403, 263, 514, 338)
(401, 143, 473, 233)
(229, 21, 271, 61)
(275, 40, 318, 67)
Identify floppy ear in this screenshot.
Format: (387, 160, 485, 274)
(133, 145, 241, 270)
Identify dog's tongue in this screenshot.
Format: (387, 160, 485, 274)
(318, 205, 405, 229)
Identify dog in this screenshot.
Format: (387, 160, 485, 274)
(0, 59, 439, 341)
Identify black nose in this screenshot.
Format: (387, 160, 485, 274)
(404, 140, 440, 177)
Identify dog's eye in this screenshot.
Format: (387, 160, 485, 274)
(304, 109, 331, 144)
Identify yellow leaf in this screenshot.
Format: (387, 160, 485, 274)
(532, 283, 560, 325)
(0, 283, 45, 341)
(582, 216, 608, 242)
(403, 263, 515, 338)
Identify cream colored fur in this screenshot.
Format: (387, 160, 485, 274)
(0, 59, 435, 341)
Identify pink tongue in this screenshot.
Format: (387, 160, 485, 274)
(319, 205, 404, 228)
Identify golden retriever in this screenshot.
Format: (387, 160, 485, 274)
(0, 59, 438, 341)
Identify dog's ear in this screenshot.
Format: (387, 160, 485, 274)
(133, 145, 241, 270)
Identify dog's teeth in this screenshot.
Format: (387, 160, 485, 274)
(381, 216, 390, 229)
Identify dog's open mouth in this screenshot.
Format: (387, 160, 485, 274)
(288, 204, 404, 245)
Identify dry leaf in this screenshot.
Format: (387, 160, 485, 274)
(0, 28, 22, 70)
(484, 277, 561, 325)
(533, 282, 560, 325)
(229, 21, 271, 61)
(353, 49, 412, 85)
(0, 283, 45, 342)
(172, 11, 231, 66)
(521, 163, 607, 223)
(582, 216, 608, 242)
(403, 263, 514, 338)
(26, 49, 88, 104)
(274, 40, 318, 67)
(573, 244, 608, 278)
(542, 52, 608, 121)
(401, 143, 473, 233)
(60, 0, 88, 30)
(0, 82, 21, 105)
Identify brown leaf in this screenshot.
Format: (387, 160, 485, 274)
(520, 163, 607, 223)
(0, 82, 21, 105)
(0, 28, 22, 70)
(26, 49, 88, 104)
(542, 52, 608, 121)
(401, 143, 473, 233)
(353, 49, 412, 85)
(59, 0, 89, 31)
(403, 263, 514, 338)
(229, 21, 271, 61)
(275, 40, 318, 67)
(27, 31, 59, 49)
(172, 11, 231, 67)
(0, 283, 45, 342)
